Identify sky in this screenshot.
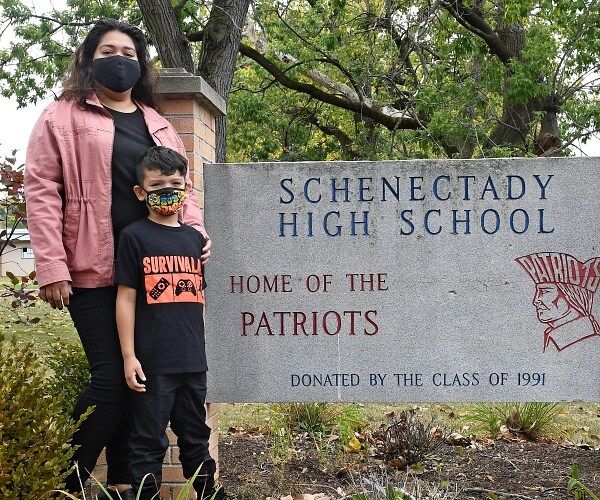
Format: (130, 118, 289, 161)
(0, 0, 65, 162)
(0, 96, 54, 163)
(1, 0, 599, 163)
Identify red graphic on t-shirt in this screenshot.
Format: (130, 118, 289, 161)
(143, 255, 204, 305)
(146, 274, 174, 304)
(173, 273, 204, 304)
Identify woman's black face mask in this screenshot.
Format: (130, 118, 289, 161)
(92, 55, 141, 93)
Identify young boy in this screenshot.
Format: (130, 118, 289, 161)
(115, 146, 223, 500)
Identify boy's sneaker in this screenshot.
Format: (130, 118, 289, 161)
(199, 486, 228, 500)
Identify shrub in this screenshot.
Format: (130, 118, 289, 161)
(270, 402, 362, 441)
(0, 271, 39, 325)
(272, 403, 331, 435)
(268, 403, 363, 461)
(381, 409, 445, 466)
(0, 334, 86, 498)
(44, 341, 89, 414)
(0, 153, 39, 325)
(462, 402, 565, 440)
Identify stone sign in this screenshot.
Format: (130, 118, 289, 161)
(204, 157, 600, 402)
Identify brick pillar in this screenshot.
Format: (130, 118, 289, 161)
(91, 68, 226, 500)
(156, 67, 226, 198)
(155, 68, 226, 499)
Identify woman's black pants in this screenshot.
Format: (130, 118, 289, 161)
(64, 286, 132, 492)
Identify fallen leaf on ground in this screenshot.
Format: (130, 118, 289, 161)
(446, 432, 470, 446)
(343, 435, 361, 453)
(499, 425, 519, 441)
(388, 457, 407, 469)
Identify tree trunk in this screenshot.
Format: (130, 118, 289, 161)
(535, 104, 562, 156)
(487, 13, 534, 150)
(136, 0, 194, 72)
(197, 0, 251, 163)
(441, 1, 542, 153)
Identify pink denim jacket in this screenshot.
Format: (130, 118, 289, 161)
(25, 94, 207, 288)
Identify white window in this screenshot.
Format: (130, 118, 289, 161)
(22, 247, 34, 259)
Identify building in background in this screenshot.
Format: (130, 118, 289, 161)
(0, 228, 34, 276)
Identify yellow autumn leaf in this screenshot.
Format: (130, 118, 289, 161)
(343, 435, 361, 453)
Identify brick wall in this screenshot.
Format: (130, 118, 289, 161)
(158, 97, 217, 206)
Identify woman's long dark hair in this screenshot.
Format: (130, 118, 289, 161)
(60, 19, 157, 108)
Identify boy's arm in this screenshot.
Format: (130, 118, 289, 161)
(116, 284, 146, 392)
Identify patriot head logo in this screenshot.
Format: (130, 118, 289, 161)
(516, 252, 600, 352)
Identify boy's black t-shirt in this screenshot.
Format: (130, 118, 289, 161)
(115, 218, 207, 375)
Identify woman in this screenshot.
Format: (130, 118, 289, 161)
(25, 19, 210, 497)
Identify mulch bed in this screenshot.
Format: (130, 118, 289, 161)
(219, 431, 600, 499)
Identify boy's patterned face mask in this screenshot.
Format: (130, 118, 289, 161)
(144, 187, 186, 216)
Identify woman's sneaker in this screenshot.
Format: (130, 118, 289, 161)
(96, 487, 136, 500)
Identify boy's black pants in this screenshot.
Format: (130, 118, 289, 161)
(130, 372, 216, 499)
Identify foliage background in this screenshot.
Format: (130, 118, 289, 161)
(1, 0, 600, 162)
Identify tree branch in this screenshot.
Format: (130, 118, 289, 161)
(186, 30, 204, 42)
(293, 107, 355, 157)
(239, 43, 422, 131)
(440, 0, 514, 64)
(28, 14, 95, 27)
(173, 0, 190, 16)
(378, 15, 418, 86)
(273, 7, 365, 101)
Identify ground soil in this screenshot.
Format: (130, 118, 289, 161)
(219, 429, 600, 499)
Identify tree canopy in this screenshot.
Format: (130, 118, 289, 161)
(1, 0, 600, 161)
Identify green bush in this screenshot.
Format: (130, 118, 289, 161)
(272, 403, 333, 435)
(44, 341, 89, 414)
(0, 334, 86, 498)
(268, 402, 363, 460)
(271, 402, 362, 441)
(463, 402, 565, 440)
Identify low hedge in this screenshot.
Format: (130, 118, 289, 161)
(0, 335, 87, 498)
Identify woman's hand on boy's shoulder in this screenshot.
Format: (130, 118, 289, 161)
(201, 238, 212, 264)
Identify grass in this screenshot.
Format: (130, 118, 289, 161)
(1, 293, 78, 353)
(217, 400, 600, 452)
(2, 285, 600, 447)
(461, 402, 567, 440)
